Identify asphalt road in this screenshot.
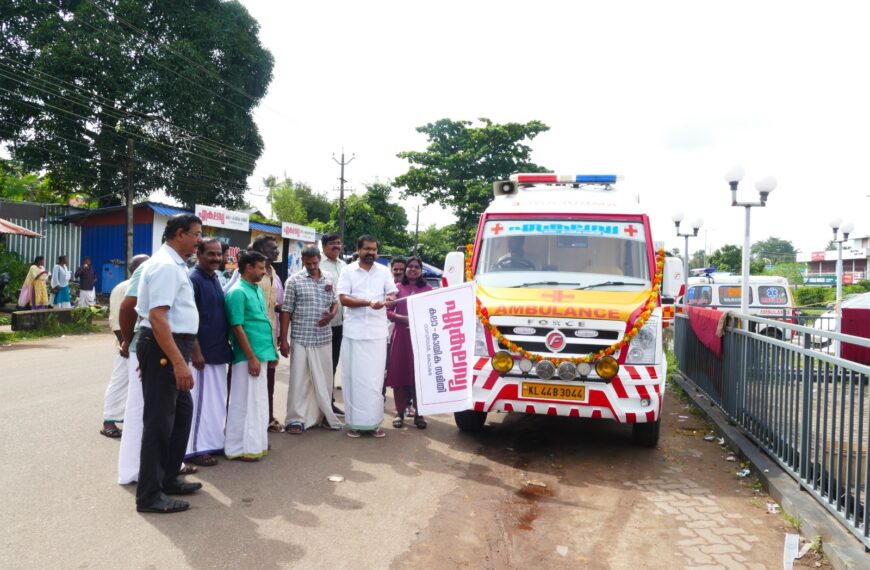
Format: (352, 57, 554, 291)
(0, 332, 826, 569)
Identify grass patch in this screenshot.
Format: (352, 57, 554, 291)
(783, 512, 801, 531)
(0, 313, 11, 326)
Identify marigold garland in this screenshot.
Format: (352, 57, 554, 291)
(466, 245, 666, 365)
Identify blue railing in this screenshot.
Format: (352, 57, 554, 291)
(675, 311, 870, 548)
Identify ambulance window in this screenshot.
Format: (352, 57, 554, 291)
(718, 286, 752, 305)
(687, 286, 712, 306)
(758, 286, 788, 305)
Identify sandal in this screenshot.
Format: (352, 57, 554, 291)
(189, 454, 218, 467)
(414, 416, 427, 430)
(286, 422, 304, 435)
(392, 415, 404, 428)
(268, 419, 285, 433)
(371, 428, 386, 438)
(100, 423, 122, 438)
(179, 464, 199, 475)
(346, 429, 361, 438)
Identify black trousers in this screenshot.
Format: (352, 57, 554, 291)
(136, 327, 195, 507)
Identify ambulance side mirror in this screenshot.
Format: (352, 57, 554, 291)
(661, 257, 683, 299)
(443, 251, 466, 287)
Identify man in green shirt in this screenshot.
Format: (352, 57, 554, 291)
(224, 250, 277, 461)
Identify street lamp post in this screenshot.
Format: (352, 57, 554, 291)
(829, 218, 854, 357)
(672, 212, 703, 310)
(724, 166, 778, 328)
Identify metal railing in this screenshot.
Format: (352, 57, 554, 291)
(675, 311, 870, 547)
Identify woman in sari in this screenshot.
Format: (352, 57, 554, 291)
(385, 256, 433, 429)
(18, 255, 49, 309)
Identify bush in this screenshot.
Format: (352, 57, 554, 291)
(794, 286, 830, 308)
(0, 248, 28, 302)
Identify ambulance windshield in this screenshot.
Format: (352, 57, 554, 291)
(475, 220, 651, 289)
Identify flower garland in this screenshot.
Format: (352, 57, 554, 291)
(466, 244, 666, 365)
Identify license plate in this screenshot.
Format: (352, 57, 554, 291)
(521, 382, 586, 402)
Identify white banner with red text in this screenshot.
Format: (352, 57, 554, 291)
(281, 222, 316, 243)
(194, 204, 250, 231)
(407, 282, 476, 416)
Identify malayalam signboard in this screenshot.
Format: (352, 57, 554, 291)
(195, 204, 249, 232)
(407, 282, 475, 416)
(281, 222, 316, 243)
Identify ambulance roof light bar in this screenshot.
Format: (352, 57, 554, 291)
(510, 173, 622, 184)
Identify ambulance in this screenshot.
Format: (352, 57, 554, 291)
(443, 173, 681, 446)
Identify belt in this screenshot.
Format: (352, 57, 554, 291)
(139, 327, 197, 341)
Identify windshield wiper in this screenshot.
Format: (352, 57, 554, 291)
(511, 281, 583, 288)
(575, 280, 647, 290)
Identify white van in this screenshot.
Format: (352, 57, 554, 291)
(684, 274, 797, 339)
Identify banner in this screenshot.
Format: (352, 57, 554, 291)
(195, 204, 249, 232)
(281, 222, 316, 243)
(407, 282, 476, 416)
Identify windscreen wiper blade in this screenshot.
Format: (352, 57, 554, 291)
(575, 281, 647, 290)
(511, 281, 583, 288)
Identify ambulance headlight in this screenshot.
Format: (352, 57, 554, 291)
(474, 320, 489, 356)
(577, 362, 593, 377)
(518, 358, 533, 373)
(491, 351, 514, 374)
(595, 356, 619, 379)
(536, 360, 555, 380)
(557, 362, 576, 381)
(626, 317, 658, 365)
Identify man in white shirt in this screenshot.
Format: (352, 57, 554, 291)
(134, 214, 203, 513)
(100, 254, 149, 439)
(337, 235, 397, 439)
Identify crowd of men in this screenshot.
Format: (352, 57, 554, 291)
(100, 213, 421, 514)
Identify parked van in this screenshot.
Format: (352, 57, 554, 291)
(684, 273, 797, 339)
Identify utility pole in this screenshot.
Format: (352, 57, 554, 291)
(125, 138, 134, 277)
(413, 203, 421, 255)
(332, 150, 355, 251)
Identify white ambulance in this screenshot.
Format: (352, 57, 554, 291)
(443, 173, 682, 446)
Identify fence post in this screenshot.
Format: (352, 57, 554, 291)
(800, 331, 812, 480)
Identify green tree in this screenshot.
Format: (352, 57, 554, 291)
(708, 244, 765, 274)
(265, 176, 309, 224)
(751, 236, 798, 264)
(0, 1, 273, 207)
(825, 240, 837, 251)
(394, 118, 549, 241)
(689, 249, 706, 269)
(415, 224, 461, 268)
(763, 262, 804, 285)
(0, 159, 80, 203)
(341, 182, 411, 254)
(294, 185, 332, 224)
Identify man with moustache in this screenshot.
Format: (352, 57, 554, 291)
(319, 233, 346, 416)
(185, 238, 233, 467)
(337, 235, 397, 438)
(134, 214, 203, 514)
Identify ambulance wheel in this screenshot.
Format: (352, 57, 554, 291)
(454, 410, 487, 432)
(632, 419, 660, 447)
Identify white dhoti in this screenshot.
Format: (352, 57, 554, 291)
(225, 361, 269, 459)
(102, 352, 129, 422)
(341, 337, 387, 430)
(185, 363, 229, 458)
(286, 342, 342, 430)
(77, 289, 95, 308)
(117, 352, 143, 484)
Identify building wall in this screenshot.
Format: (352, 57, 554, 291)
(3, 218, 82, 274)
(80, 223, 153, 293)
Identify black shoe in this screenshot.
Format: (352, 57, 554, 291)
(332, 404, 344, 416)
(164, 481, 202, 495)
(137, 496, 190, 513)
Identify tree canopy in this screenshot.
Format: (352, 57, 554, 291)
(394, 118, 549, 241)
(750, 236, 798, 264)
(342, 182, 411, 254)
(708, 244, 765, 274)
(0, 0, 273, 208)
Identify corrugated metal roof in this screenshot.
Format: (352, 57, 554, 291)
(147, 203, 191, 217)
(249, 220, 281, 234)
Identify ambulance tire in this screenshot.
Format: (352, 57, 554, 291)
(454, 410, 487, 432)
(632, 419, 660, 447)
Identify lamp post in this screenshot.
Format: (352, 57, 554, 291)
(672, 212, 703, 309)
(724, 166, 778, 328)
(829, 218, 854, 357)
